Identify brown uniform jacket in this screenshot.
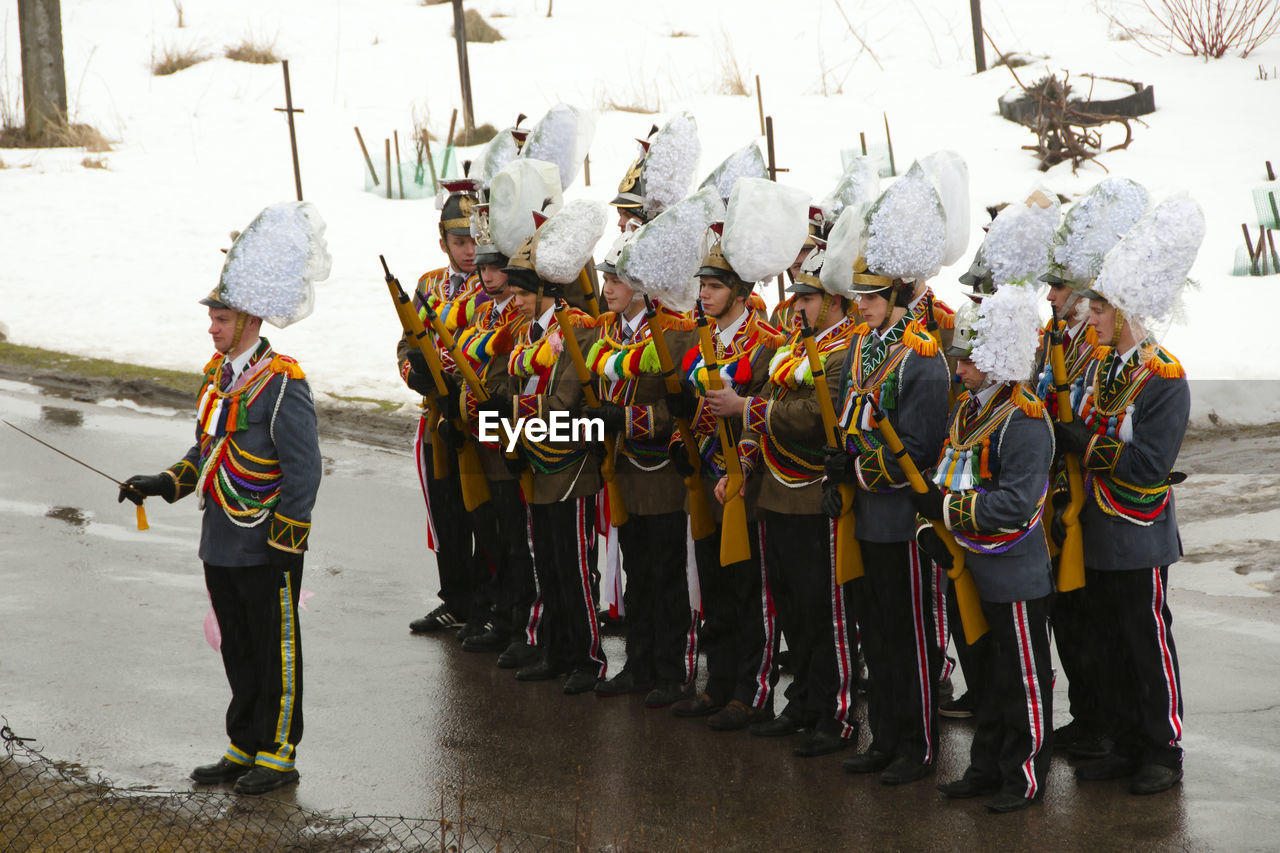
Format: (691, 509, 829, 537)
(458, 295, 528, 482)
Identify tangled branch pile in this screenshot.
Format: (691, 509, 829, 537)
(1017, 73, 1142, 173)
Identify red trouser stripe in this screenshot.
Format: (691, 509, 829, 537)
(1151, 567, 1184, 742)
(1013, 601, 1046, 799)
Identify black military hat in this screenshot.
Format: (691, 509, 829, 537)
(439, 178, 480, 237)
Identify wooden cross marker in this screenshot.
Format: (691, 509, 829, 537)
(274, 60, 305, 201)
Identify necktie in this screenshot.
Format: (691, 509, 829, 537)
(966, 394, 981, 422)
(220, 360, 234, 391)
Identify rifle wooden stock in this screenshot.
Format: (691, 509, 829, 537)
(1049, 322, 1087, 593)
(799, 322, 863, 583)
(553, 300, 628, 527)
(643, 298, 715, 542)
(382, 257, 490, 511)
(578, 264, 602, 318)
(695, 307, 752, 567)
(866, 397, 989, 645)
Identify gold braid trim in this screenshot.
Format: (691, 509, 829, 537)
(268, 513, 311, 554)
(1012, 383, 1045, 418)
(165, 459, 199, 501)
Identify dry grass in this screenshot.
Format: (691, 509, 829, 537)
(595, 77, 663, 114)
(0, 121, 110, 151)
(717, 30, 750, 96)
(667, 28, 695, 38)
(453, 122, 498, 146)
(224, 33, 281, 65)
(460, 9, 504, 42)
(151, 43, 208, 76)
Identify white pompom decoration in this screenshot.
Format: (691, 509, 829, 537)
(863, 162, 946, 282)
(1054, 177, 1149, 286)
(721, 177, 811, 283)
(980, 193, 1060, 288)
(641, 113, 700, 216)
(616, 186, 725, 312)
(918, 151, 970, 266)
(820, 205, 869, 299)
(489, 159, 563, 257)
(1094, 194, 1205, 326)
(699, 142, 767, 203)
(534, 199, 608, 285)
(519, 103, 596, 190)
(973, 284, 1042, 383)
(218, 202, 331, 328)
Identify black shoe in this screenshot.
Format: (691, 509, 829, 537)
(707, 700, 772, 732)
(749, 714, 803, 738)
(515, 658, 569, 682)
(937, 769, 1001, 799)
(1067, 734, 1113, 761)
(564, 668, 601, 695)
(461, 627, 508, 653)
(794, 731, 851, 758)
(596, 609, 625, 635)
(939, 692, 975, 719)
(881, 756, 933, 785)
(497, 641, 539, 669)
(1076, 754, 1141, 781)
(233, 766, 300, 795)
(455, 620, 490, 643)
(1129, 763, 1182, 795)
(410, 604, 461, 634)
(985, 791, 1035, 813)
(594, 670, 652, 697)
(643, 681, 693, 709)
(842, 749, 891, 774)
(190, 757, 252, 785)
(671, 692, 725, 718)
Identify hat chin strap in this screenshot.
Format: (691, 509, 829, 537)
(1111, 307, 1125, 349)
(223, 312, 249, 356)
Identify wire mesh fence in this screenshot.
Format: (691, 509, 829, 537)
(1, 720, 587, 853)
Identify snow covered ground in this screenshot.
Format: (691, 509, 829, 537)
(3, 0, 1279, 424)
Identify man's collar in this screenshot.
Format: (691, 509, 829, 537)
(535, 305, 555, 335)
(225, 336, 263, 378)
(973, 380, 1007, 408)
(494, 294, 513, 312)
(717, 309, 748, 345)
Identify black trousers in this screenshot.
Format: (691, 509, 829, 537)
(529, 496, 606, 675)
(967, 596, 1054, 799)
(1050, 582, 1105, 735)
(204, 560, 303, 771)
(417, 432, 481, 619)
(469, 479, 537, 639)
(694, 520, 775, 710)
(761, 511, 857, 738)
(616, 511, 696, 684)
(1086, 566, 1185, 769)
(853, 540, 942, 765)
(945, 575, 985, 702)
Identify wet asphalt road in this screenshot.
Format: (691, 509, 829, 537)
(2, 375, 1279, 851)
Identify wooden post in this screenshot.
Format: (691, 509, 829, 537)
(274, 60, 305, 201)
(883, 112, 896, 176)
(424, 133, 439, 192)
(1243, 224, 1260, 275)
(1265, 161, 1280, 228)
(755, 75, 765, 136)
(584, 154, 591, 186)
(969, 0, 987, 73)
(441, 108, 459, 178)
(859, 131, 867, 156)
(1268, 229, 1279, 273)
(393, 130, 404, 200)
(17, 0, 68, 143)
(451, 0, 476, 134)
(764, 116, 784, 304)
(354, 126, 379, 186)
(385, 138, 392, 200)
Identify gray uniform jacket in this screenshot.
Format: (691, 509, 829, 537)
(170, 359, 322, 567)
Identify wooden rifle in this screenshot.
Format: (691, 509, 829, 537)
(865, 395, 989, 644)
(798, 315, 863, 582)
(643, 295, 715, 541)
(552, 298, 628, 527)
(381, 256, 491, 511)
(694, 301, 752, 566)
(1048, 320, 1086, 593)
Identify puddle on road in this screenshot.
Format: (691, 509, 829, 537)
(46, 505, 90, 528)
(40, 406, 84, 428)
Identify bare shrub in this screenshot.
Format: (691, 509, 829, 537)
(453, 122, 497, 146)
(225, 33, 281, 65)
(459, 9, 504, 42)
(717, 31, 750, 95)
(594, 79, 663, 114)
(81, 156, 107, 169)
(172, 0, 184, 28)
(667, 29, 695, 38)
(1, 120, 110, 150)
(151, 43, 208, 76)
(1108, 0, 1280, 58)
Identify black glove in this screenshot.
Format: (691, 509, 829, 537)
(406, 348, 429, 376)
(583, 402, 625, 434)
(436, 416, 466, 450)
(503, 445, 529, 476)
(406, 367, 435, 397)
(475, 394, 513, 422)
(821, 479, 843, 519)
(1049, 489, 1070, 548)
(1054, 419, 1089, 456)
(666, 384, 697, 420)
(915, 525, 953, 569)
(268, 545, 304, 576)
(668, 442, 696, 478)
(118, 473, 173, 506)
(909, 479, 946, 522)
(823, 448, 859, 484)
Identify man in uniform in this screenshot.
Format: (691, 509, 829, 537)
(400, 180, 487, 637)
(476, 235, 607, 694)
(586, 236, 700, 707)
(120, 205, 324, 795)
(668, 230, 785, 731)
(735, 243, 860, 756)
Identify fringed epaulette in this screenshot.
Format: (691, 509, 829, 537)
(658, 307, 696, 332)
(852, 322, 871, 336)
(204, 354, 223, 373)
(562, 308, 603, 329)
(903, 321, 939, 357)
(748, 293, 768, 314)
(269, 354, 306, 379)
(932, 304, 956, 330)
(596, 310, 619, 326)
(747, 313, 786, 350)
(1147, 346, 1185, 379)
(1012, 384, 1044, 418)
(417, 266, 448, 290)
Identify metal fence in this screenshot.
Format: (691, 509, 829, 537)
(1, 721, 588, 853)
